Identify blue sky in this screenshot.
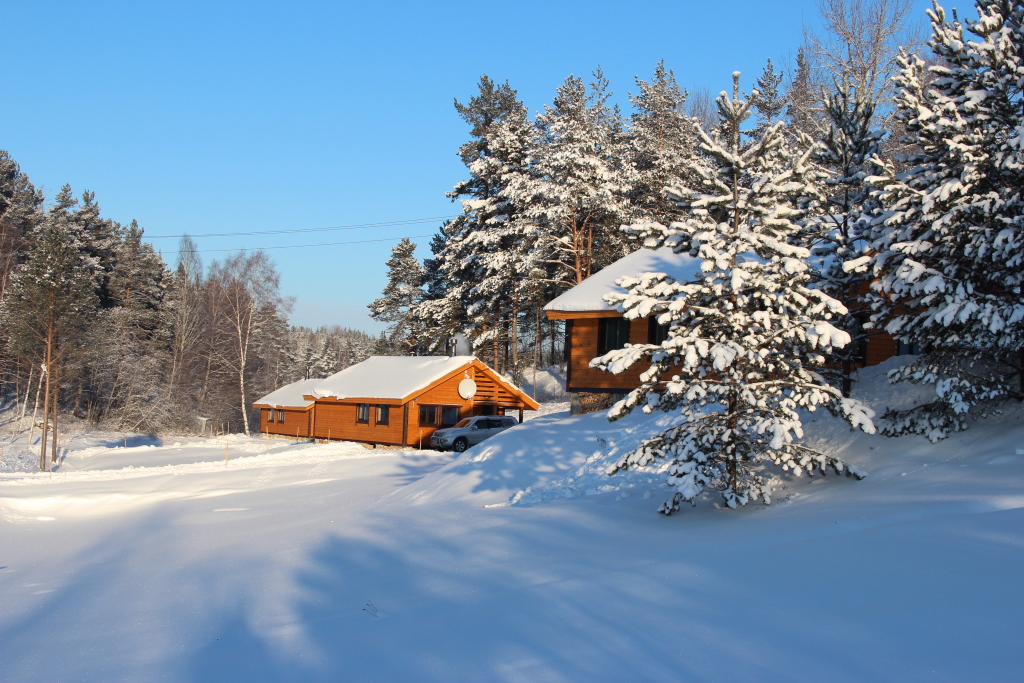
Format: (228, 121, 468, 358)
(1, 0, 935, 332)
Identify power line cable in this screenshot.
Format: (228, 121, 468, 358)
(144, 215, 455, 239)
(158, 234, 436, 255)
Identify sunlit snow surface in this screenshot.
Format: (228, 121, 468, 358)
(1, 358, 1023, 681)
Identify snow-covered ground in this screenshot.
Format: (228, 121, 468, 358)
(2, 360, 1023, 681)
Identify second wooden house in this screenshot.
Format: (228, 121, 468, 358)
(544, 247, 906, 414)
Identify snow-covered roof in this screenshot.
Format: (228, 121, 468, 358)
(544, 247, 704, 313)
(253, 378, 321, 409)
(309, 356, 477, 401)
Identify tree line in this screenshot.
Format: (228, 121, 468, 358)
(372, 0, 1022, 497)
(0, 169, 377, 468)
(371, 0, 927, 380)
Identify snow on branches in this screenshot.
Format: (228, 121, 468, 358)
(850, 0, 1024, 439)
(593, 73, 875, 513)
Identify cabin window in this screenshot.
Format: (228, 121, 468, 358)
(441, 406, 460, 427)
(376, 404, 390, 425)
(419, 404, 438, 426)
(597, 318, 631, 355)
(276, 409, 285, 423)
(356, 403, 370, 423)
(648, 317, 670, 345)
(850, 312, 869, 363)
(896, 341, 924, 356)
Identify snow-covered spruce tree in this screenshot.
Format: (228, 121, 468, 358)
(593, 73, 876, 513)
(848, 1, 1024, 440)
(369, 237, 425, 354)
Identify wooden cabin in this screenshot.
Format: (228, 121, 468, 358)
(545, 247, 906, 413)
(254, 356, 539, 447)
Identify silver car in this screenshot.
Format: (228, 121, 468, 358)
(430, 416, 518, 452)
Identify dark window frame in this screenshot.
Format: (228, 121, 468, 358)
(356, 403, 370, 423)
(419, 404, 438, 426)
(376, 404, 390, 425)
(597, 317, 631, 355)
(276, 409, 285, 423)
(440, 405, 460, 427)
(647, 316, 670, 345)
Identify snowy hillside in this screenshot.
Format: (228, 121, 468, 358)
(1, 359, 1023, 681)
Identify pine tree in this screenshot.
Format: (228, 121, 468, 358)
(810, 81, 886, 395)
(594, 73, 875, 513)
(626, 61, 701, 226)
(73, 190, 120, 308)
(1, 210, 98, 468)
(508, 69, 634, 289)
(0, 151, 44, 305)
(849, 0, 1024, 440)
(163, 235, 205, 428)
(369, 238, 425, 354)
(754, 58, 786, 131)
(87, 220, 169, 430)
(786, 48, 821, 139)
(417, 76, 533, 366)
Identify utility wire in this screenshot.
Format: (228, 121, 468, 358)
(157, 234, 436, 255)
(144, 215, 455, 239)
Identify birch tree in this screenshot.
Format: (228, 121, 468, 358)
(208, 251, 289, 436)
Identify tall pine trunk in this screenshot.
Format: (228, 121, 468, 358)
(50, 361, 59, 464)
(39, 312, 54, 471)
(511, 288, 519, 381)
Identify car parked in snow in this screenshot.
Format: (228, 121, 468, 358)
(430, 416, 518, 452)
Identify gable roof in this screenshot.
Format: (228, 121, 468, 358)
(254, 356, 540, 409)
(308, 355, 504, 402)
(544, 247, 704, 314)
(253, 378, 321, 409)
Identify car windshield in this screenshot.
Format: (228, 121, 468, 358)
(453, 419, 473, 429)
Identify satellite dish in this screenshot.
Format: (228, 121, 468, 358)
(458, 378, 477, 400)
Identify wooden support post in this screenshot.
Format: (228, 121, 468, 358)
(401, 403, 409, 447)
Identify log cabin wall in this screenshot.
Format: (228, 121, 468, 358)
(848, 280, 900, 368)
(470, 367, 522, 410)
(563, 312, 897, 392)
(408, 373, 475, 446)
(863, 331, 898, 367)
(566, 317, 652, 392)
(261, 407, 312, 437)
(313, 400, 405, 445)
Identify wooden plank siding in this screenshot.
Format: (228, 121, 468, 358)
(312, 400, 406, 445)
(562, 311, 900, 394)
(260, 407, 312, 438)
(566, 317, 654, 392)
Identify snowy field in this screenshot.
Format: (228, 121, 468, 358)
(2, 359, 1023, 681)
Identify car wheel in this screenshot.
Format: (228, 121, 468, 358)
(453, 437, 468, 453)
